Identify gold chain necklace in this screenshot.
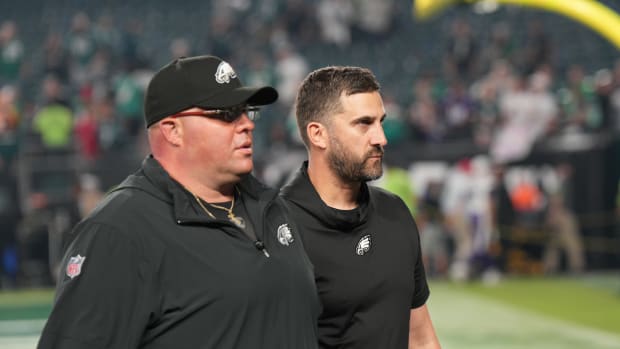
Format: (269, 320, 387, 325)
(191, 190, 246, 229)
(188, 187, 269, 257)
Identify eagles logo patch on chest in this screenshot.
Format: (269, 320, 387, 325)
(356, 234, 372, 256)
(277, 223, 294, 246)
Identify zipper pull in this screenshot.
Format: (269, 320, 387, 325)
(254, 240, 270, 258)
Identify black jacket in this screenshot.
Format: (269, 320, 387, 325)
(38, 156, 319, 349)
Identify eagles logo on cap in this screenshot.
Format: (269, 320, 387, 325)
(214, 61, 237, 84)
(144, 55, 278, 127)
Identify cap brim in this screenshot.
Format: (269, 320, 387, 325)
(196, 86, 278, 109)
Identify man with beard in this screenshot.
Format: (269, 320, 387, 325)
(281, 66, 441, 348)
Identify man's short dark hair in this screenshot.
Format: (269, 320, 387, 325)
(294, 66, 380, 147)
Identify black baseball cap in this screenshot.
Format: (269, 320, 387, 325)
(144, 55, 278, 127)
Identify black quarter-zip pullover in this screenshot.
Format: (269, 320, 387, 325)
(38, 156, 320, 349)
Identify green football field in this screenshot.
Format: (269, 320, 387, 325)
(1, 275, 619, 348)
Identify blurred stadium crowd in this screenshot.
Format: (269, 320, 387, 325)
(0, 0, 619, 288)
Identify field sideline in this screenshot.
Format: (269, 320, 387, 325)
(1, 275, 619, 348)
(428, 276, 620, 349)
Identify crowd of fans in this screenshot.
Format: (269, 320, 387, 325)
(0, 0, 619, 287)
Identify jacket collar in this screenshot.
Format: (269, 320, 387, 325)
(117, 155, 278, 225)
(280, 161, 371, 230)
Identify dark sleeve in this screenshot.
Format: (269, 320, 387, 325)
(410, 217, 430, 309)
(37, 222, 155, 349)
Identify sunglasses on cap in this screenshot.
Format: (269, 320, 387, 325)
(170, 105, 260, 122)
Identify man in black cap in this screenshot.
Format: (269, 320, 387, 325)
(38, 55, 320, 349)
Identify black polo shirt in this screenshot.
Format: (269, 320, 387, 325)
(38, 157, 320, 349)
(281, 163, 430, 349)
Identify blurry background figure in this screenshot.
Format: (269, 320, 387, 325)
(491, 69, 558, 164)
(274, 44, 309, 108)
(16, 192, 53, 287)
(317, 0, 353, 48)
(418, 180, 450, 277)
(376, 165, 418, 215)
(478, 21, 514, 71)
(612, 59, 620, 133)
(66, 11, 96, 88)
(441, 156, 499, 282)
(467, 155, 500, 284)
(439, 79, 476, 141)
(374, 164, 443, 282)
(443, 18, 478, 81)
(408, 74, 445, 143)
(508, 168, 546, 228)
(503, 166, 548, 274)
(441, 158, 474, 281)
(542, 163, 585, 274)
(243, 52, 278, 154)
(31, 75, 73, 150)
(556, 64, 601, 133)
(92, 14, 121, 56)
(519, 19, 552, 76)
(0, 20, 24, 83)
(113, 61, 148, 142)
(40, 32, 69, 84)
(73, 96, 101, 169)
(169, 37, 192, 59)
(76, 173, 103, 219)
(490, 163, 516, 277)
(380, 93, 409, 146)
(53, 173, 104, 269)
(0, 157, 20, 289)
(353, 0, 396, 40)
(0, 84, 20, 166)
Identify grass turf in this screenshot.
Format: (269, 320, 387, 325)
(441, 275, 620, 335)
(2, 276, 619, 335)
(0, 289, 54, 321)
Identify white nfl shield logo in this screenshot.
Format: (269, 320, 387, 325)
(214, 61, 237, 84)
(66, 254, 86, 279)
(277, 224, 294, 246)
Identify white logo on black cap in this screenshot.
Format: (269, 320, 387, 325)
(356, 235, 371, 256)
(215, 61, 237, 84)
(277, 223, 294, 246)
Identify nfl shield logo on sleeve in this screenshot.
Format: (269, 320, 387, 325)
(66, 254, 86, 279)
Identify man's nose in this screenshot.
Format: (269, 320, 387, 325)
(236, 112, 255, 131)
(372, 124, 388, 147)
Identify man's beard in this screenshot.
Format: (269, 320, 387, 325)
(327, 137, 384, 183)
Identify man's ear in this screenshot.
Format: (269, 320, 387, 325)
(158, 118, 183, 147)
(307, 121, 328, 149)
